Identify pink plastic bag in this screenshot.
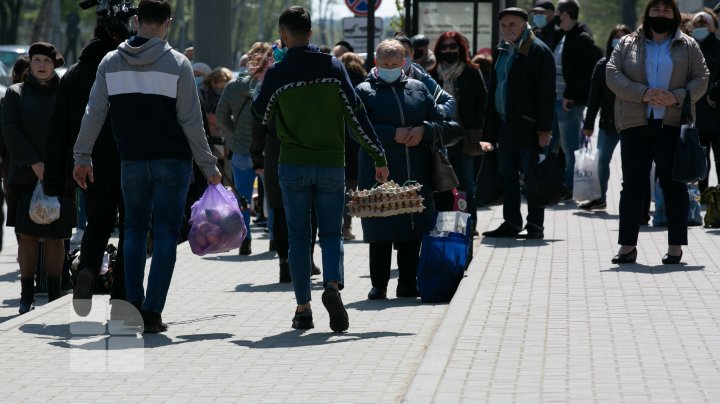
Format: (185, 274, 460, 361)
(188, 184, 247, 256)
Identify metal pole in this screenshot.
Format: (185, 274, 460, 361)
(405, 0, 412, 34)
(176, 0, 186, 52)
(258, 0, 266, 41)
(366, 0, 376, 70)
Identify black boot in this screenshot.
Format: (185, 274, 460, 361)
(19, 277, 35, 314)
(47, 277, 62, 302)
(239, 238, 252, 255)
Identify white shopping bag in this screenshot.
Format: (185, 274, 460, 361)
(572, 142, 601, 202)
(29, 181, 61, 225)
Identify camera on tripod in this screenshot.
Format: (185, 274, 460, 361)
(78, 0, 137, 19)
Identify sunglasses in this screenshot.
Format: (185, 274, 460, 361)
(439, 43, 459, 50)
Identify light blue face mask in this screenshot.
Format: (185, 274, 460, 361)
(533, 14, 547, 29)
(272, 44, 287, 63)
(377, 67, 402, 83)
(194, 76, 203, 87)
(611, 38, 620, 49)
(693, 27, 710, 41)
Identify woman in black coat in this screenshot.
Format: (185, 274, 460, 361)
(1, 43, 73, 313)
(429, 31, 488, 236)
(355, 40, 443, 300)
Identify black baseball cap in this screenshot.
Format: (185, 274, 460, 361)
(498, 7, 529, 22)
(532, 0, 555, 12)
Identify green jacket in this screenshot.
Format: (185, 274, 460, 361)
(216, 74, 254, 155)
(251, 45, 386, 168)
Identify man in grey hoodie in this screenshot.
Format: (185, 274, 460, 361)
(73, 0, 221, 333)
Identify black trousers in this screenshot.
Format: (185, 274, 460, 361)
(619, 122, 688, 246)
(78, 164, 126, 300)
(369, 239, 421, 290)
(699, 129, 720, 191)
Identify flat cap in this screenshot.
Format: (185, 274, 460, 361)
(498, 7, 529, 21)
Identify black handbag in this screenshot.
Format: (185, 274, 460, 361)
(475, 151, 503, 206)
(430, 124, 460, 192)
(672, 88, 708, 182)
(525, 152, 566, 208)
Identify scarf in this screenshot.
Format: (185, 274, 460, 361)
(436, 61, 465, 97)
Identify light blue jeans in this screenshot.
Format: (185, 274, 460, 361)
(121, 159, 192, 314)
(552, 100, 584, 193)
(279, 164, 345, 305)
(596, 127, 620, 203)
(231, 153, 256, 241)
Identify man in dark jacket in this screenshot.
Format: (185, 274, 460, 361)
(551, 0, 600, 199)
(44, 16, 131, 317)
(531, 0, 560, 50)
(481, 8, 555, 239)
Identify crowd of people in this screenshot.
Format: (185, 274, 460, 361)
(0, 0, 718, 334)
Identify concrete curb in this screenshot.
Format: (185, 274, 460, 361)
(0, 294, 71, 333)
(403, 238, 494, 403)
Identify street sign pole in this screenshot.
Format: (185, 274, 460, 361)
(366, 0, 376, 70)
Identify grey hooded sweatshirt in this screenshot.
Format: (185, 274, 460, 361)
(73, 36, 219, 178)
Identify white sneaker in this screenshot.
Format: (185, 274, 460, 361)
(70, 229, 84, 245)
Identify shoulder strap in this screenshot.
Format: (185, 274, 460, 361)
(233, 97, 251, 131)
(682, 87, 694, 124)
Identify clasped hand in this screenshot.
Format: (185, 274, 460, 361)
(643, 88, 677, 107)
(394, 126, 424, 147)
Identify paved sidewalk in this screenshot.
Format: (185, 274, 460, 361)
(0, 148, 719, 403)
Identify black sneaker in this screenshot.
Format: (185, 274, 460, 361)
(73, 268, 95, 317)
(579, 199, 607, 210)
(239, 238, 252, 255)
(141, 310, 166, 334)
(18, 298, 35, 314)
(322, 286, 349, 332)
(520, 224, 544, 240)
(482, 222, 521, 238)
(396, 284, 419, 298)
(291, 308, 314, 330)
(367, 287, 387, 300)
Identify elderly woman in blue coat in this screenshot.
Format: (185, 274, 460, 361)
(355, 39, 444, 300)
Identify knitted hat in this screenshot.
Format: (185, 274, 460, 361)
(28, 42, 64, 68)
(192, 62, 212, 76)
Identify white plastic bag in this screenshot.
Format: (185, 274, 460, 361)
(572, 143, 601, 202)
(29, 181, 61, 225)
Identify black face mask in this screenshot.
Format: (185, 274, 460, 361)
(414, 49, 425, 59)
(440, 52, 459, 64)
(646, 16, 676, 34)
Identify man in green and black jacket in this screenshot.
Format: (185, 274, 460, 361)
(252, 6, 388, 333)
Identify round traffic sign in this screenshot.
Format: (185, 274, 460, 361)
(345, 0, 382, 16)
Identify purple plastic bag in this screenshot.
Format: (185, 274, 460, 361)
(188, 184, 247, 256)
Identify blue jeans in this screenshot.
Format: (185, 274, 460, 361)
(448, 145, 478, 229)
(231, 153, 256, 241)
(596, 127, 620, 203)
(552, 100, 584, 192)
(279, 164, 345, 305)
(498, 123, 544, 229)
(121, 159, 192, 314)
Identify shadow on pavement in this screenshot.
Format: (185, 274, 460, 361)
(601, 264, 705, 274)
(0, 270, 19, 283)
(345, 298, 434, 311)
(19, 321, 235, 349)
(2, 297, 20, 307)
(479, 238, 562, 248)
(573, 211, 619, 220)
(706, 229, 720, 235)
(202, 250, 277, 262)
(233, 281, 324, 293)
(232, 329, 415, 349)
(0, 314, 18, 323)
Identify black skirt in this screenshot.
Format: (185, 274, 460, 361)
(7, 183, 76, 239)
